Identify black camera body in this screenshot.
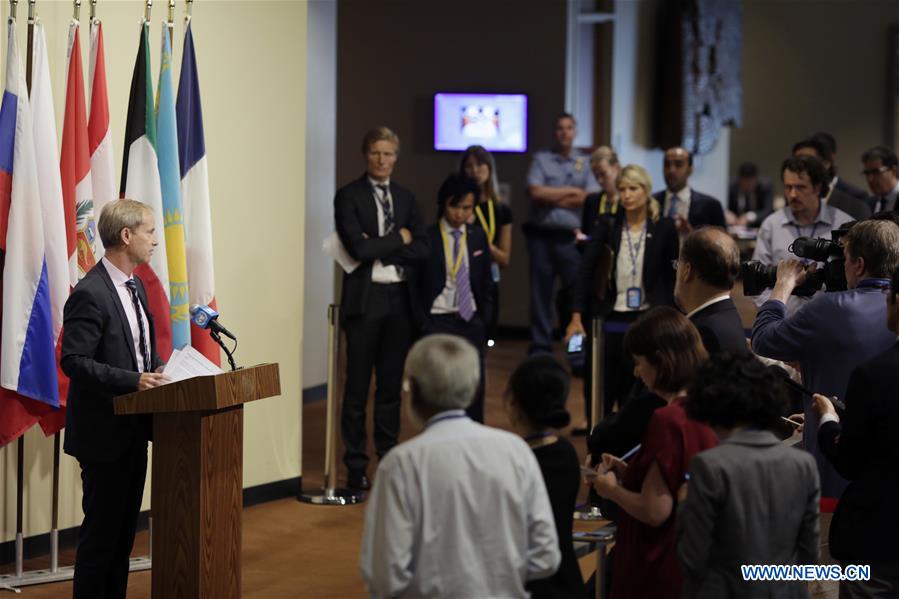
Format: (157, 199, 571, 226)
(742, 234, 848, 297)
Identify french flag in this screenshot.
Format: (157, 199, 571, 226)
(0, 19, 59, 407)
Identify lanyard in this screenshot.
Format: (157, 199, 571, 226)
(599, 192, 618, 215)
(792, 221, 824, 240)
(426, 411, 468, 429)
(625, 222, 648, 278)
(856, 278, 892, 290)
(440, 224, 467, 280)
(474, 199, 496, 244)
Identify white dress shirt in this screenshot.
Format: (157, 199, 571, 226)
(613, 225, 649, 312)
(369, 177, 404, 283)
(101, 257, 151, 372)
(430, 219, 477, 315)
(685, 293, 731, 319)
(359, 411, 560, 599)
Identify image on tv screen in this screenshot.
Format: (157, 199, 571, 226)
(434, 93, 527, 153)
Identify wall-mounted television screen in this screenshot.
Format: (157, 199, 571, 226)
(434, 93, 527, 153)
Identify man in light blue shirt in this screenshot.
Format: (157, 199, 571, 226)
(525, 113, 599, 353)
(360, 334, 560, 598)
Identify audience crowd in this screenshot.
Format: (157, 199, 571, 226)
(335, 119, 899, 598)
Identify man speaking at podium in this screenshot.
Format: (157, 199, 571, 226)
(61, 199, 168, 599)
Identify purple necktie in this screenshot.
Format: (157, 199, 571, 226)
(451, 229, 475, 322)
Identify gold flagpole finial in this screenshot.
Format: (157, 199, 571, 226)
(186, 0, 193, 21)
(167, 0, 174, 25)
(10, 0, 18, 19)
(144, 0, 152, 22)
(90, 0, 96, 21)
(27, 0, 34, 22)
(74, 0, 81, 20)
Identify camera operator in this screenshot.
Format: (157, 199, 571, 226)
(810, 266, 899, 597)
(751, 155, 853, 313)
(751, 219, 899, 499)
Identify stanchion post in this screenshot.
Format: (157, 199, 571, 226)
(16, 437, 24, 578)
(50, 433, 61, 572)
(298, 304, 363, 505)
(590, 316, 604, 431)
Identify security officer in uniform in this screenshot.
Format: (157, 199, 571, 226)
(524, 113, 599, 354)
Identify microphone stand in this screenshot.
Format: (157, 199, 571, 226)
(209, 329, 237, 371)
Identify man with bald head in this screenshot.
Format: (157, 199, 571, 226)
(653, 147, 725, 234)
(674, 228, 747, 355)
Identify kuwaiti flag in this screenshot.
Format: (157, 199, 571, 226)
(32, 22, 72, 435)
(157, 26, 190, 350)
(88, 18, 116, 261)
(60, 20, 96, 284)
(177, 21, 220, 365)
(121, 20, 172, 359)
(0, 18, 60, 407)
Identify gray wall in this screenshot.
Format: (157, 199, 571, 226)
(336, 0, 568, 327)
(730, 0, 899, 192)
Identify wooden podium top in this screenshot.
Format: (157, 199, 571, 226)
(114, 362, 281, 415)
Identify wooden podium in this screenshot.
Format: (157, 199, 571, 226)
(115, 363, 281, 599)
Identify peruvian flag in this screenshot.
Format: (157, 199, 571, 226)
(0, 20, 62, 443)
(60, 20, 96, 286)
(177, 22, 220, 365)
(88, 18, 116, 261)
(121, 21, 172, 360)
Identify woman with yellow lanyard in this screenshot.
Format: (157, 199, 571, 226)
(580, 146, 621, 239)
(460, 146, 513, 344)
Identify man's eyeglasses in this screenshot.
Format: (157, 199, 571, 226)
(861, 165, 890, 177)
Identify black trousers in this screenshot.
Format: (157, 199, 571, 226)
(73, 441, 148, 599)
(425, 313, 487, 423)
(341, 283, 414, 473)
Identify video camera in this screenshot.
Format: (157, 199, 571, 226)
(742, 231, 849, 297)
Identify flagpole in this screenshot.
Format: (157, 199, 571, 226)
(145, 0, 152, 23)
(25, 0, 34, 91)
(167, 0, 174, 36)
(89, 0, 95, 20)
(185, 0, 192, 26)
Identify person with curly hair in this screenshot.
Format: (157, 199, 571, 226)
(678, 352, 820, 598)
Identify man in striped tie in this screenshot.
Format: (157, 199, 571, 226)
(61, 199, 167, 598)
(415, 173, 495, 422)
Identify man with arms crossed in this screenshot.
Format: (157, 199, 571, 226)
(335, 126, 429, 491)
(62, 200, 167, 599)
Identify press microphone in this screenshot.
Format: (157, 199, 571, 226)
(190, 304, 237, 340)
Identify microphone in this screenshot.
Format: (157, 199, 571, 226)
(190, 304, 237, 340)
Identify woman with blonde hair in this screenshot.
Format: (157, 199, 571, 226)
(566, 164, 677, 419)
(581, 146, 622, 235)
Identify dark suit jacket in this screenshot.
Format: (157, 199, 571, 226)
(689, 297, 748, 356)
(414, 222, 494, 330)
(819, 342, 899, 562)
(580, 191, 618, 235)
(653, 189, 726, 228)
(727, 180, 773, 225)
(334, 175, 429, 318)
(827, 187, 871, 221)
(572, 212, 679, 316)
(834, 177, 868, 202)
(61, 263, 163, 462)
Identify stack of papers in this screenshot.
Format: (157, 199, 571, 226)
(162, 345, 225, 383)
(323, 232, 360, 274)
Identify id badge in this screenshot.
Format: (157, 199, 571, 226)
(626, 287, 642, 309)
(491, 262, 501, 283)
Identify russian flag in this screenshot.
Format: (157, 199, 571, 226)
(0, 18, 59, 407)
(177, 21, 220, 365)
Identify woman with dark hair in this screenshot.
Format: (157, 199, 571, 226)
(505, 355, 586, 599)
(678, 353, 820, 598)
(587, 307, 716, 599)
(566, 165, 679, 421)
(460, 145, 513, 342)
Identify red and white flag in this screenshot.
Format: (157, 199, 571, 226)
(88, 18, 116, 261)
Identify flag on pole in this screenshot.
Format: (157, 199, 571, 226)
(32, 22, 72, 436)
(0, 18, 59, 408)
(60, 20, 96, 285)
(177, 21, 220, 365)
(157, 26, 190, 350)
(121, 20, 172, 359)
(88, 18, 116, 262)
